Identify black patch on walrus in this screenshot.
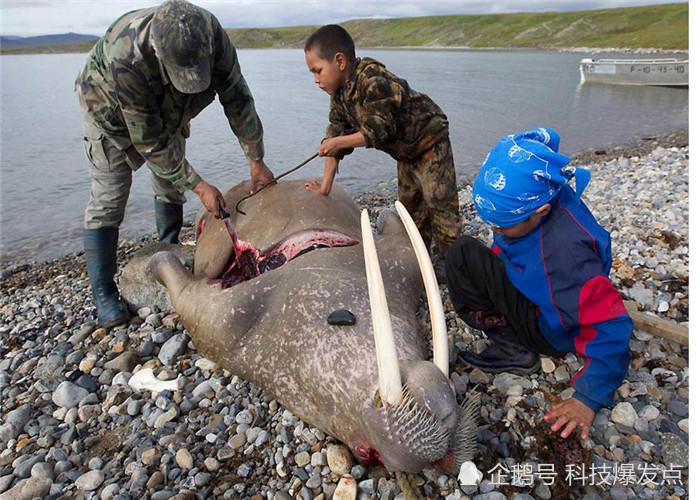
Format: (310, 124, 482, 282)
(327, 309, 356, 326)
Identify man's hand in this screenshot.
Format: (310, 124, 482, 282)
(544, 397, 595, 440)
(192, 180, 227, 217)
(250, 159, 274, 192)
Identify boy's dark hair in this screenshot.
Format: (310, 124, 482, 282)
(304, 24, 356, 62)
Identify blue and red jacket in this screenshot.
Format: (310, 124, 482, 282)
(492, 185, 633, 412)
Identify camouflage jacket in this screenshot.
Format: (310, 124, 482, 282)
(76, 5, 264, 192)
(327, 58, 449, 162)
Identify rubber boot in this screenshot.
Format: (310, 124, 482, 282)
(154, 198, 183, 244)
(432, 244, 449, 285)
(83, 228, 130, 328)
(458, 326, 541, 375)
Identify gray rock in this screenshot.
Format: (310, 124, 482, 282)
(492, 372, 533, 392)
(14, 454, 47, 479)
(158, 334, 188, 365)
(0, 424, 21, 444)
(100, 482, 120, 500)
(52, 381, 90, 409)
(610, 402, 638, 427)
(473, 492, 508, 500)
(5, 404, 31, 429)
(608, 488, 629, 500)
(0, 477, 51, 500)
(0, 474, 14, 494)
(75, 469, 105, 491)
(69, 325, 95, 346)
(104, 351, 139, 372)
(660, 432, 689, 468)
(30, 462, 54, 481)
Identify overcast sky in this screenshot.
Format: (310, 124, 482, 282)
(1, 0, 689, 38)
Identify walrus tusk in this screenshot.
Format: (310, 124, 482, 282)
(128, 368, 182, 393)
(394, 201, 449, 379)
(361, 209, 403, 407)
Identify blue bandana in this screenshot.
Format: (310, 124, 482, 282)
(472, 127, 591, 228)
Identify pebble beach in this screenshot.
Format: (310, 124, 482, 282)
(0, 129, 689, 500)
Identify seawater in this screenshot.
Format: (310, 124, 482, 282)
(0, 49, 688, 264)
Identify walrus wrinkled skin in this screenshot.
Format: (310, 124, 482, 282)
(146, 179, 476, 473)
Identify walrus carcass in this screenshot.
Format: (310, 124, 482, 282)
(144, 179, 477, 473)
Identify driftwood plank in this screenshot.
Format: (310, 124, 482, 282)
(624, 301, 688, 346)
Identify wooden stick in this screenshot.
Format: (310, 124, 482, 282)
(624, 301, 688, 346)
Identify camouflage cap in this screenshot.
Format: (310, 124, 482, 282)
(151, 0, 212, 94)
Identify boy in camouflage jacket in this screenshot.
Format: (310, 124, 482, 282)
(75, 0, 274, 328)
(304, 25, 461, 269)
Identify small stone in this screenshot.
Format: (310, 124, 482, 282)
(146, 471, 164, 488)
(638, 405, 660, 420)
(228, 433, 247, 450)
(0, 478, 51, 499)
(553, 365, 569, 382)
(295, 451, 311, 467)
(195, 357, 219, 372)
(75, 469, 105, 490)
(101, 483, 120, 500)
(540, 358, 556, 373)
(154, 407, 178, 428)
(79, 357, 97, 373)
(660, 432, 689, 468)
(175, 448, 194, 469)
(327, 444, 353, 475)
(610, 402, 638, 427)
(158, 334, 188, 365)
(104, 351, 139, 372)
(333, 475, 357, 500)
(204, 457, 220, 472)
(469, 368, 490, 385)
(52, 381, 90, 409)
(141, 448, 160, 466)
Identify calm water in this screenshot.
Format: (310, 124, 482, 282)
(0, 49, 688, 264)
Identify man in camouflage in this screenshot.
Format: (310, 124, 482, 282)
(76, 0, 273, 327)
(303, 25, 461, 280)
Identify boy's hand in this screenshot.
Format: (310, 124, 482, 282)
(319, 132, 366, 157)
(544, 398, 594, 440)
(318, 137, 344, 158)
(305, 180, 330, 196)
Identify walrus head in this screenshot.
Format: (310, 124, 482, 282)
(357, 202, 479, 474)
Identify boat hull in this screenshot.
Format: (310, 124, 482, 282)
(579, 58, 688, 87)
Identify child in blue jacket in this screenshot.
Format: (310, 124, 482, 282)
(445, 127, 633, 439)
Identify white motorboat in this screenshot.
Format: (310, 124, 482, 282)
(579, 58, 688, 87)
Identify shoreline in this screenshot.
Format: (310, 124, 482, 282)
(0, 130, 689, 498)
(1, 44, 689, 57)
(0, 128, 689, 272)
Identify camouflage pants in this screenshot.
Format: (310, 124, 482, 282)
(397, 137, 461, 255)
(82, 120, 186, 229)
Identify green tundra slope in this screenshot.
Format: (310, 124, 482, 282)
(1, 3, 687, 55)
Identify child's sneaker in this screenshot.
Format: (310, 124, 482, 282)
(458, 340, 541, 376)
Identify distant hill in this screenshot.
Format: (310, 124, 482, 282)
(0, 3, 688, 55)
(225, 3, 688, 51)
(1, 32, 98, 48)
